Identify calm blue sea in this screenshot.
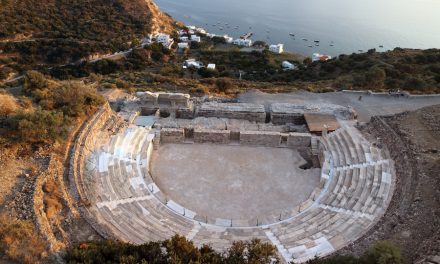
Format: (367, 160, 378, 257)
(155, 0, 440, 56)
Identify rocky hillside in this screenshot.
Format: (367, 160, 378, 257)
(0, 0, 174, 65)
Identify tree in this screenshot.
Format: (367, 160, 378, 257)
(23, 70, 48, 94)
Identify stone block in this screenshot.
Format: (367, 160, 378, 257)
(239, 131, 281, 147)
(160, 128, 185, 143)
(194, 129, 230, 144)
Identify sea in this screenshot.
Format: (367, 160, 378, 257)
(155, 0, 440, 56)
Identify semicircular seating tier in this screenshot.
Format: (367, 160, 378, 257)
(74, 115, 394, 263)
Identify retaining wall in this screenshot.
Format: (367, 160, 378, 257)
(287, 133, 312, 148)
(194, 129, 231, 144)
(69, 103, 121, 241)
(239, 131, 281, 147)
(160, 128, 185, 143)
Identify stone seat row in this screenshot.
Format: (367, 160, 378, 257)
(322, 128, 382, 167)
(319, 161, 391, 216)
(79, 125, 394, 263)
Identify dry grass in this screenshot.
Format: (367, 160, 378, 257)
(0, 215, 47, 263)
(43, 179, 63, 219)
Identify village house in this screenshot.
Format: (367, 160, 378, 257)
(207, 64, 216, 70)
(179, 36, 189, 42)
(191, 35, 201, 42)
(223, 35, 234, 43)
(233, 38, 253, 47)
(269, 44, 284, 54)
(155, 33, 174, 49)
(183, 58, 204, 69)
(178, 43, 189, 49)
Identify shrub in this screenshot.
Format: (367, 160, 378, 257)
(8, 109, 69, 143)
(215, 77, 233, 93)
(366, 240, 403, 264)
(0, 93, 19, 117)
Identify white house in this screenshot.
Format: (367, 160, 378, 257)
(156, 33, 170, 43)
(178, 29, 187, 36)
(207, 33, 216, 38)
(196, 28, 207, 34)
(191, 35, 201, 42)
(233, 38, 252, 47)
(223, 35, 234, 43)
(312, 53, 332, 62)
(179, 36, 189, 42)
(178, 43, 189, 49)
(155, 33, 174, 49)
(269, 44, 284, 54)
(187, 25, 196, 30)
(281, 61, 295, 70)
(184, 59, 204, 69)
(207, 64, 216, 70)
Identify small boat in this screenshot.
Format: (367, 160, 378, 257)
(302, 38, 308, 41)
(308, 45, 313, 48)
(289, 33, 295, 36)
(315, 44, 320, 46)
(314, 40, 320, 43)
(358, 49, 364, 52)
(379, 45, 384, 48)
(330, 44, 334, 47)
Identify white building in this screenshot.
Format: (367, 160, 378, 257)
(312, 53, 332, 62)
(178, 29, 187, 36)
(207, 33, 216, 38)
(223, 35, 234, 43)
(191, 35, 201, 42)
(155, 33, 174, 49)
(269, 44, 284, 54)
(281, 61, 296, 70)
(187, 25, 196, 30)
(233, 38, 253, 47)
(207, 64, 216, 70)
(179, 36, 189, 42)
(184, 59, 204, 69)
(178, 43, 189, 49)
(196, 28, 207, 34)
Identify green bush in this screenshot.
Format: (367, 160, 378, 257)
(65, 235, 279, 264)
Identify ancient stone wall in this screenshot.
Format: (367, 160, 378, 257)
(198, 102, 266, 123)
(239, 131, 281, 147)
(287, 133, 312, 148)
(194, 129, 231, 144)
(160, 128, 185, 143)
(176, 107, 194, 119)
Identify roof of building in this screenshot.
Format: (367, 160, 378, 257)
(304, 113, 340, 132)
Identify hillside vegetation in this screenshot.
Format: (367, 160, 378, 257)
(0, 0, 174, 66)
